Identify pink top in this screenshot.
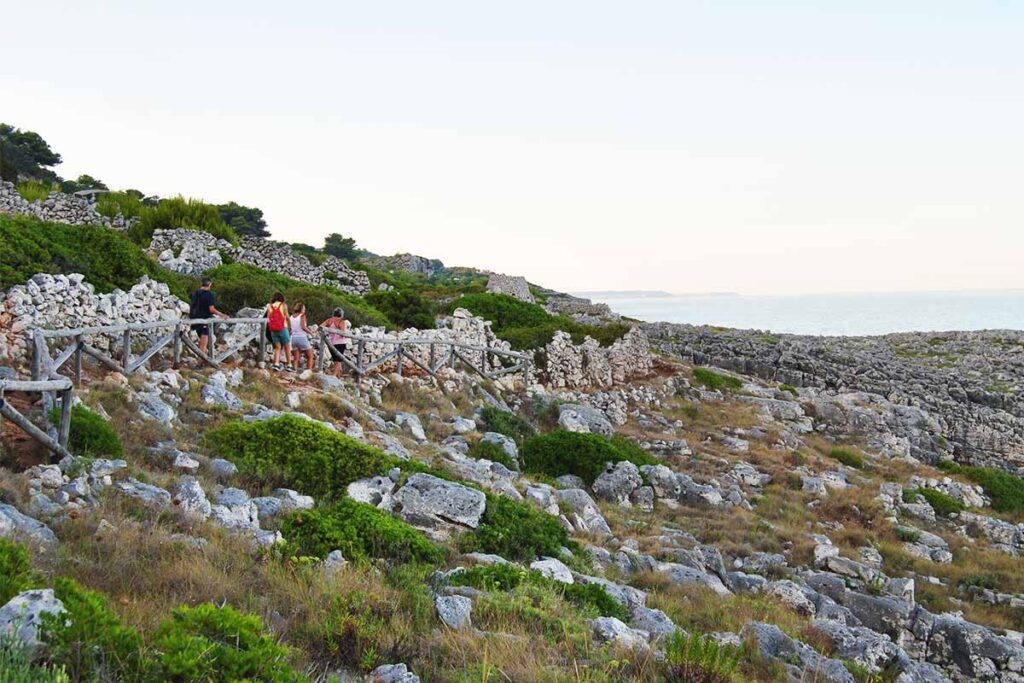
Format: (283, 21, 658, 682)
(324, 317, 349, 345)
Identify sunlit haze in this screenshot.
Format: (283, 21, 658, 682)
(4, 1, 1023, 295)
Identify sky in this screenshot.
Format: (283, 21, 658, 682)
(3, 1, 1023, 296)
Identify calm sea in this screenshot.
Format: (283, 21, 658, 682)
(586, 290, 1024, 337)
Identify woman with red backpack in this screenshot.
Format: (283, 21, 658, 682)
(265, 292, 293, 371)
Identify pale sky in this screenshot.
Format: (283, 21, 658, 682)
(4, 1, 1023, 295)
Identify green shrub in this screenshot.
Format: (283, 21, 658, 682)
(455, 293, 628, 350)
(153, 603, 305, 682)
(15, 179, 54, 202)
(895, 527, 920, 543)
(0, 214, 192, 295)
(281, 499, 441, 564)
(478, 405, 536, 444)
(691, 368, 743, 392)
(961, 467, 1024, 515)
(664, 632, 741, 683)
(829, 447, 865, 470)
(467, 439, 518, 470)
(49, 405, 122, 458)
(42, 578, 152, 682)
(959, 574, 1000, 591)
(936, 459, 961, 474)
(0, 634, 70, 683)
(0, 539, 41, 604)
(129, 196, 238, 246)
(365, 289, 436, 329)
(449, 564, 627, 620)
(458, 494, 576, 562)
(779, 383, 799, 397)
(206, 415, 411, 502)
(904, 488, 965, 516)
(95, 191, 145, 220)
(521, 430, 658, 485)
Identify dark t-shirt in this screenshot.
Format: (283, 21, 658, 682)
(190, 289, 216, 319)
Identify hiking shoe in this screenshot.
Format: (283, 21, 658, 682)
(286, 365, 296, 372)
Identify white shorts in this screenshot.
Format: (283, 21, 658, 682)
(291, 336, 311, 351)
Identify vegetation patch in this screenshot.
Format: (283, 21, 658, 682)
(961, 467, 1024, 516)
(829, 447, 866, 470)
(904, 487, 966, 516)
(478, 405, 536, 444)
(458, 494, 577, 562)
(206, 415, 419, 502)
(49, 405, 123, 458)
(127, 196, 239, 246)
(521, 429, 658, 485)
(664, 631, 742, 683)
(449, 564, 628, 620)
(364, 289, 436, 329)
(153, 603, 305, 682)
(455, 292, 629, 350)
(281, 499, 442, 564)
(0, 539, 42, 604)
(467, 439, 518, 470)
(692, 368, 744, 392)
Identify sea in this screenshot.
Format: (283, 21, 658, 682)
(583, 290, 1024, 337)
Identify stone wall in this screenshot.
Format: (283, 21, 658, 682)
(363, 253, 445, 278)
(545, 296, 616, 319)
(486, 274, 534, 303)
(0, 180, 132, 229)
(540, 327, 653, 389)
(149, 229, 371, 295)
(0, 273, 188, 364)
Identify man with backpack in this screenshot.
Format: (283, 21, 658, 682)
(189, 277, 228, 355)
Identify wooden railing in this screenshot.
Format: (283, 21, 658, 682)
(0, 377, 74, 460)
(31, 319, 531, 385)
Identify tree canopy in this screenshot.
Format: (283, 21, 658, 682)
(0, 123, 63, 182)
(217, 201, 269, 238)
(323, 232, 358, 260)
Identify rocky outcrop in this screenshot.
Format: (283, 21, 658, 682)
(486, 274, 534, 303)
(645, 324, 1024, 469)
(364, 253, 445, 278)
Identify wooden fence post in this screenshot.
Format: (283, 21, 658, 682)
(173, 321, 183, 367)
(396, 346, 404, 377)
(429, 342, 437, 374)
(122, 329, 131, 372)
(208, 322, 217, 364)
(74, 335, 83, 386)
(356, 340, 365, 386)
(58, 387, 72, 449)
(317, 332, 326, 373)
(257, 320, 267, 368)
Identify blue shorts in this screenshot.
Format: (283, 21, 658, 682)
(270, 328, 291, 346)
(191, 323, 209, 337)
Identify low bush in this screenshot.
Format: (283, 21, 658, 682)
(904, 488, 965, 516)
(691, 368, 743, 392)
(49, 405, 123, 458)
(478, 405, 536, 444)
(829, 447, 865, 470)
(0, 214, 193, 296)
(467, 439, 517, 470)
(364, 289, 436, 329)
(895, 527, 920, 543)
(281, 499, 442, 564)
(42, 578, 152, 682)
(960, 574, 1000, 591)
(449, 564, 627, 620)
(153, 603, 305, 682)
(521, 430, 658, 484)
(206, 415, 412, 502)
(455, 293, 628, 350)
(458, 493, 577, 562)
(128, 196, 238, 246)
(95, 191, 145, 220)
(664, 631, 741, 683)
(0, 539, 41, 604)
(15, 179, 54, 202)
(0, 634, 70, 683)
(779, 383, 799, 396)
(961, 467, 1024, 515)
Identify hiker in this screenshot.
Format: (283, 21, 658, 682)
(266, 292, 293, 371)
(189, 277, 228, 355)
(322, 307, 350, 377)
(290, 302, 314, 371)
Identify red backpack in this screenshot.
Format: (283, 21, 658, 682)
(267, 303, 286, 332)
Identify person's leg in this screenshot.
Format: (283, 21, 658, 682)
(305, 348, 314, 370)
(198, 334, 209, 354)
(273, 342, 281, 367)
(285, 343, 293, 369)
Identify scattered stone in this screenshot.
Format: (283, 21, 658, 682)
(435, 595, 472, 630)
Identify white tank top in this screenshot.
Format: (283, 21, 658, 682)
(290, 314, 307, 340)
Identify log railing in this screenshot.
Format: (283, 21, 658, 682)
(0, 377, 74, 460)
(31, 319, 531, 385)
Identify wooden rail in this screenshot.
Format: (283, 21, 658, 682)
(0, 377, 74, 460)
(31, 318, 531, 385)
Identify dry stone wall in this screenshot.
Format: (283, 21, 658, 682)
(0, 180, 132, 229)
(149, 229, 371, 295)
(486, 274, 534, 303)
(541, 328, 653, 389)
(0, 273, 188, 364)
